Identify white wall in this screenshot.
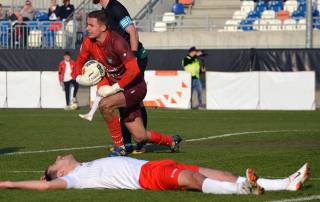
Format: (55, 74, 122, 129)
(206, 71, 316, 110)
(0, 71, 316, 110)
(0, 72, 7, 108)
(7, 72, 41, 108)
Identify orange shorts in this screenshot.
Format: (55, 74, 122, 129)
(139, 159, 200, 191)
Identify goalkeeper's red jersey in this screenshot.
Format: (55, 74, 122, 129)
(73, 31, 140, 88)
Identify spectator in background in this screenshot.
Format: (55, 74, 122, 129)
(182, 47, 206, 109)
(20, 0, 37, 21)
(0, 4, 8, 21)
(75, 10, 87, 45)
(60, 0, 74, 20)
(10, 12, 28, 48)
(58, 52, 79, 110)
(48, 0, 61, 21)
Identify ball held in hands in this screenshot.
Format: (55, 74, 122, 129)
(76, 60, 106, 86)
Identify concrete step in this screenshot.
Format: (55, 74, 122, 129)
(190, 9, 235, 17)
(176, 19, 225, 27)
(193, 5, 241, 10)
(195, 0, 241, 7)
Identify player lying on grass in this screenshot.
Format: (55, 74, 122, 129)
(0, 154, 309, 194)
(73, 10, 181, 157)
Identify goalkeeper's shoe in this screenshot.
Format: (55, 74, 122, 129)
(78, 113, 93, 121)
(132, 142, 146, 154)
(108, 144, 135, 154)
(107, 146, 127, 157)
(286, 163, 310, 191)
(170, 135, 182, 153)
(245, 168, 265, 195)
(124, 144, 134, 154)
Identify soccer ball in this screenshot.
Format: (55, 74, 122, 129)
(82, 60, 106, 85)
(70, 102, 78, 110)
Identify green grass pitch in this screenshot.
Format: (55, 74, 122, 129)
(0, 109, 319, 202)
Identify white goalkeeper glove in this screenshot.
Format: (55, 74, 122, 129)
(76, 75, 100, 86)
(97, 83, 123, 97)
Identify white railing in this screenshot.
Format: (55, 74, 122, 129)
(0, 21, 76, 49)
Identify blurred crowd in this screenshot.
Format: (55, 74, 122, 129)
(0, 0, 75, 22)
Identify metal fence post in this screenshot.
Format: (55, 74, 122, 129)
(306, 0, 313, 48)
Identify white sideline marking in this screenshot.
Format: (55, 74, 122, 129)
(185, 130, 304, 142)
(7, 171, 43, 173)
(270, 195, 320, 202)
(1, 129, 309, 156)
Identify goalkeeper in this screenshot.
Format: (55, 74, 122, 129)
(73, 10, 182, 157)
(79, 0, 149, 155)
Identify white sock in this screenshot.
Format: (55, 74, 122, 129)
(257, 178, 289, 191)
(238, 176, 289, 191)
(88, 95, 102, 116)
(202, 178, 245, 195)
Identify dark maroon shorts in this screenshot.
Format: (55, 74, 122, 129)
(119, 76, 147, 122)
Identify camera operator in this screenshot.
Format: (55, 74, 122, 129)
(182, 46, 206, 109)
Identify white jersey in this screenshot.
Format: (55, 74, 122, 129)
(60, 157, 148, 189)
(63, 61, 72, 82)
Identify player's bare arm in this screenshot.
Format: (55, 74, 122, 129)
(125, 24, 139, 51)
(0, 179, 67, 190)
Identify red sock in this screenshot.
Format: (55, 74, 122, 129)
(149, 130, 173, 146)
(106, 113, 123, 147)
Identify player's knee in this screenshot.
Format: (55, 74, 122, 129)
(179, 170, 205, 191)
(99, 98, 112, 112)
(192, 172, 205, 190)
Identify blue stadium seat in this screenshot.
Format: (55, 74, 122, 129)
(313, 9, 319, 17)
(298, 3, 306, 12)
(270, 4, 283, 12)
(26, 21, 39, 31)
(292, 10, 305, 19)
(314, 18, 320, 29)
(41, 22, 55, 48)
(34, 12, 49, 21)
(255, 2, 268, 13)
(0, 21, 11, 48)
(240, 19, 254, 31)
(247, 10, 261, 20)
(172, 3, 185, 15)
(268, 0, 283, 12)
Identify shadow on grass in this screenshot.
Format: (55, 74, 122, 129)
(0, 147, 24, 155)
(144, 144, 184, 153)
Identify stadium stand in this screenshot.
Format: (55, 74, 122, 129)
(0, 0, 84, 12)
(173, 0, 240, 31)
(223, 0, 320, 32)
(0, 0, 150, 49)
